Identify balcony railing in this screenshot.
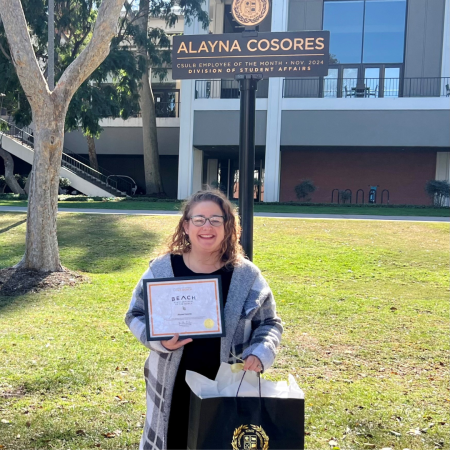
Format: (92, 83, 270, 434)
(195, 79, 269, 99)
(283, 77, 450, 98)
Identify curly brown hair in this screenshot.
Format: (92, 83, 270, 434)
(167, 190, 244, 267)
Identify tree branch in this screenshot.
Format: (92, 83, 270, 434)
(70, 25, 93, 59)
(0, 0, 48, 105)
(55, 0, 125, 101)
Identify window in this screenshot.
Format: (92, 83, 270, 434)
(363, 0, 407, 63)
(323, 0, 407, 64)
(323, 1, 364, 64)
(322, 0, 406, 98)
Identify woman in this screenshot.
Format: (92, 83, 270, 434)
(125, 190, 282, 450)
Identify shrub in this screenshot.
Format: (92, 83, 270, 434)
(294, 180, 316, 201)
(14, 174, 27, 189)
(59, 177, 72, 189)
(425, 180, 450, 206)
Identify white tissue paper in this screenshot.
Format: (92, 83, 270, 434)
(185, 362, 304, 399)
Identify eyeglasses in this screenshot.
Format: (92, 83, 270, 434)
(188, 215, 225, 227)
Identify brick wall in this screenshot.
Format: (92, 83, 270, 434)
(280, 149, 437, 205)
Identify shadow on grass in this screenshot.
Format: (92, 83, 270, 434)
(56, 214, 161, 273)
(0, 214, 161, 275)
(0, 218, 27, 234)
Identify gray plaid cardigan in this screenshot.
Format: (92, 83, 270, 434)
(125, 253, 283, 450)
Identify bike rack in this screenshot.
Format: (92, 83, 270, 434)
(356, 189, 365, 204)
(381, 189, 390, 204)
(331, 188, 340, 204)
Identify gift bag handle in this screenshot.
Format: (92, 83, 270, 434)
(236, 371, 262, 398)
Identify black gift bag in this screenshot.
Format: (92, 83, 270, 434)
(187, 374, 304, 450)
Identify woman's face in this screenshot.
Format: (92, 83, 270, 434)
(183, 201, 226, 255)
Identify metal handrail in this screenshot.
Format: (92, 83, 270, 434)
(0, 118, 133, 195)
(283, 76, 450, 98)
(63, 147, 134, 195)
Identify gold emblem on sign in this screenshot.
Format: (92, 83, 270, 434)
(231, 0, 270, 27)
(204, 318, 214, 329)
(231, 424, 269, 450)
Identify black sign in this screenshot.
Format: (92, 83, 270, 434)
(172, 31, 329, 80)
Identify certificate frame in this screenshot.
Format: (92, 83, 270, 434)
(142, 275, 225, 341)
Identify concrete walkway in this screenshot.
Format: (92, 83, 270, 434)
(1, 205, 448, 222)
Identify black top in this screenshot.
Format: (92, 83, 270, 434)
(167, 254, 234, 449)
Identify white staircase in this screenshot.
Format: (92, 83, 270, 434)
(0, 119, 131, 197)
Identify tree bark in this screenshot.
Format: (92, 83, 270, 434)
(137, 0, 164, 196)
(0, 0, 125, 272)
(0, 146, 25, 194)
(16, 107, 65, 271)
(139, 69, 165, 196)
(86, 135, 99, 171)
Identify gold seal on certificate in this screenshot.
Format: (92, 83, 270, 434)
(143, 276, 226, 341)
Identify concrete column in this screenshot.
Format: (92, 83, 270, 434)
(206, 159, 219, 186)
(192, 148, 204, 192)
(263, 0, 288, 202)
(213, 0, 225, 34)
(177, 0, 210, 200)
(442, 0, 450, 78)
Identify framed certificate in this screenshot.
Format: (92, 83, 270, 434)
(142, 276, 225, 341)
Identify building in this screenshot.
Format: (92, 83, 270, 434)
(64, 0, 450, 205)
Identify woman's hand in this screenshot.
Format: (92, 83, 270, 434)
(243, 355, 263, 373)
(161, 333, 193, 350)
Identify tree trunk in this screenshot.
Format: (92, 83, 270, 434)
(0, 146, 26, 194)
(86, 135, 99, 171)
(24, 170, 31, 195)
(139, 70, 164, 196)
(137, 0, 164, 196)
(1, 0, 125, 272)
(15, 109, 65, 272)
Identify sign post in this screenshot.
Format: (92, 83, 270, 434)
(172, 1, 329, 260)
(236, 72, 262, 260)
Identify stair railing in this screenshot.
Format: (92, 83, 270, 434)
(0, 118, 133, 195)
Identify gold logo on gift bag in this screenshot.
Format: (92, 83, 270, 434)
(231, 0, 270, 27)
(231, 424, 269, 450)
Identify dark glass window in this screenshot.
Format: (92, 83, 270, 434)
(323, 1, 364, 64)
(363, 0, 407, 63)
(323, 0, 406, 64)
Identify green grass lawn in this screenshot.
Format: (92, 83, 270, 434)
(0, 212, 448, 449)
(0, 198, 449, 217)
